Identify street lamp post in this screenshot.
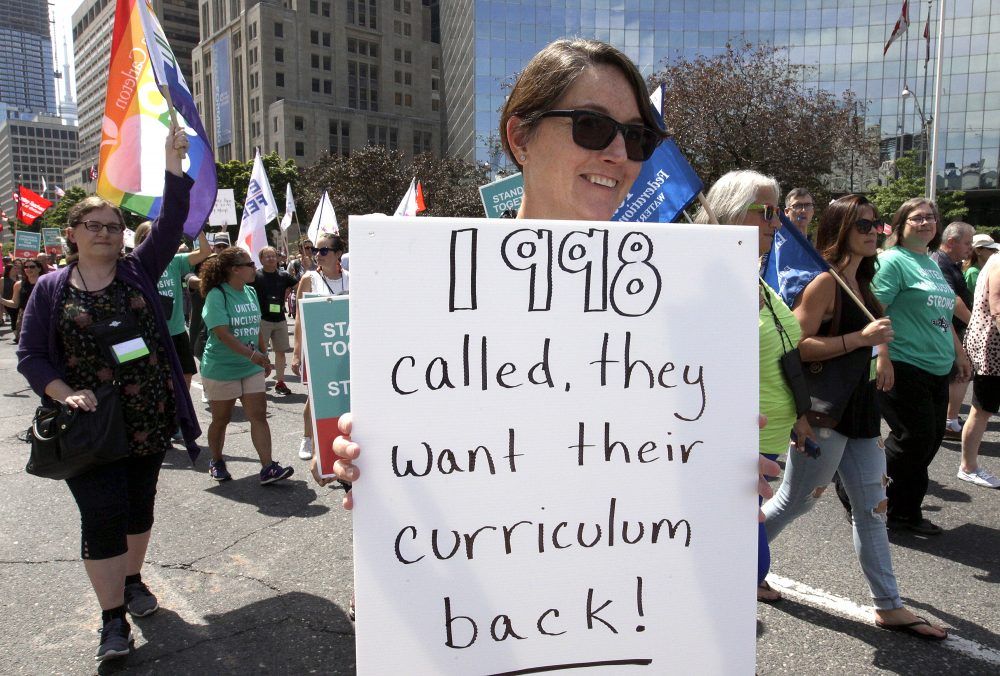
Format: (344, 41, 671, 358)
(902, 85, 933, 199)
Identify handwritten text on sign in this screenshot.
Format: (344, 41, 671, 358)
(349, 217, 760, 675)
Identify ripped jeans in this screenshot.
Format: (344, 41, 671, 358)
(762, 428, 902, 610)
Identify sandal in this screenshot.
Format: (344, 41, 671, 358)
(875, 616, 948, 641)
(757, 580, 782, 604)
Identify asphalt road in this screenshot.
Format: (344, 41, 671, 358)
(0, 318, 996, 675)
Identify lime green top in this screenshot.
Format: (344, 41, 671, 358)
(964, 265, 980, 291)
(872, 247, 955, 376)
(759, 282, 802, 456)
(157, 253, 193, 336)
(200, 283, 263, 381)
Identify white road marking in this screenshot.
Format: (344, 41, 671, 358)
(768, 574, 1000, 666)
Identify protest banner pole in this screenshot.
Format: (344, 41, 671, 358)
(159, 85, 179, 129)
(825, 266, 878, 322)
(697, 191, 719, 224)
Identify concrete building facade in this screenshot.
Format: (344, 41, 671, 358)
(190, 0, 443, 166)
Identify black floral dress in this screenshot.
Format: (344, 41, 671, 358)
(58, 278, 175, 456)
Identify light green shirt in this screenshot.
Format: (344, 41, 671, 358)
(872, 247, 955, 376)
(759, 282, 802, 456)
(200, 283, 263, 381)
(964, 265, 981, 291)
(157, 253, 193, 336)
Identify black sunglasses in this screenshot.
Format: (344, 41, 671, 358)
(536, 109, 662, 162)
(23, 264, 40, 269)
(315, 247, 338, 256)
(233, 261, 255, 268)
(855, 218, 887, 235)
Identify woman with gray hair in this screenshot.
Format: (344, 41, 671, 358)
(695, 169, 816, 602)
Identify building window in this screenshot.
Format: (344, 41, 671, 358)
(274, 117, 278, 132)
(274, 22, 283, 37)
(323, 56, 332, 71)
(404, 50, 412, 64)
(405, 72, 412, 86)
(394, 70, 402, 84)
(322, 32, 331, 47)
(394, 48, 401, 62)
(295, 142, 305, 156)
(322, 2, 330, 17)
(431, 56, 440, 70)
(294, 116, 304, 131)
(310, 30, 319, 45)
(275, 48, 284, 62)
(348, 38, 357, 53)
(313, 78, 320, 92)
(394, 92, 402, 105)
(323, 79, 332, 94)
(309, 0, 318, 13)
(431, 78, 438, 91)
(431, 98, 439, 112)
(348, 0, 377, 29)
(276, 72, 285, 87)
(311, 54, 320, 68)
(404, 93, 412, 107)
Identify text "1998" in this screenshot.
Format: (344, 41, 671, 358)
(449, 228, 662, 317)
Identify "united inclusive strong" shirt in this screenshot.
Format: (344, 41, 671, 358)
(200, 282, 263, 381)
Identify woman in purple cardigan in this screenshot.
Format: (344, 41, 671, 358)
(16, 126, 201, 663)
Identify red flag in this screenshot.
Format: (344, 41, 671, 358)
(884, 0, 910, 55)
(16, 185, 54, 225)
(415, 181, 426, 213)
(924, 15, 931, 65)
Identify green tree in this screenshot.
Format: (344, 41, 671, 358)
(297, 145, 491, 239)
(869, 151, 968, 223)
(215, 152, 299, 243)
(38, 186, 89, 230)
(650, 42, 878, 206)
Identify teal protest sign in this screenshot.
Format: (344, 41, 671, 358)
(298, 295, 350, 478)
(478, 172, 523, 219)
(41, 228, 62, 246)
(14, 230, 42, 258)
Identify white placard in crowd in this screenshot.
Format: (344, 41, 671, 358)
(208, 188, 238, 226)
(348, 216, 760, 674)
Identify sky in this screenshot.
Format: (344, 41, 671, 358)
(50, 0, 87, 99)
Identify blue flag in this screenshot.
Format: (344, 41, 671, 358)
(613, 86, 702, 224)
(762, 213, 829, 308)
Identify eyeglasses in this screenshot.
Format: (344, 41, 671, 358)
(855, 218, 888, 235)
(233, 261, 255, 268)
(23, 264, 39, 270)
(787, 203, 814, 211)
(747, 203, 778, 222)
(76, 220, 125, 234)
(536, 109, 662, 162)
(314, 247, 338, 256)
(301, 245, 314, 252)
(906, 214, 937, 225)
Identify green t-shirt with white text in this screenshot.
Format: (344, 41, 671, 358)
(200, 283, 263, 381)
(872, 246, 955, 376)
(157, 253, 193, 336)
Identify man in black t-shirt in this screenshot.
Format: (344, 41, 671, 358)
(932, 221, 975, 438)
(252, 246, 298, 395)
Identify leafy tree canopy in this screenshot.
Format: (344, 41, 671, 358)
(650, 42, 878, 207)
(869, 151, 968, 224)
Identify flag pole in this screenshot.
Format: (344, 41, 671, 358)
(824, 267, 878, 322)
(697, 191, 719, 224)
(927, 0, 945, 203)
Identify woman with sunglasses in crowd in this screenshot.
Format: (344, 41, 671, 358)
(321, 39, 781, 571)
(3, 257, 45, 343)
(872, 198, 971, 535)
(198, 247, 294, 484)
(762, 196, 948, 639)
(291, 233, 348, 461)
(287, 238, 316, 319)
(2, 258, 24, 336)
(694, 170, 815, 603)
(15, 126, 202, 663)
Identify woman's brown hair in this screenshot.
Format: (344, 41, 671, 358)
(814, 194, 882, 318)
(199, 247, 248, 298)
(884, 197, 942, 251)
(499, 38, 666, 170)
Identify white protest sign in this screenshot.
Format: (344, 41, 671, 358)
(349, 216, 760, 675)
(208, 188, 238, 226)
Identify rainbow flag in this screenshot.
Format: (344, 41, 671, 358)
(98, 0, 216, 237)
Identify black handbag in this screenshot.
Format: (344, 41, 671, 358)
(25, 382, 129, 480)
(803, 290, 873, 428)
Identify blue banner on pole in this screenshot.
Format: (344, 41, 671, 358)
(613, 86, 703, 224)
(761, 213, 829, 308)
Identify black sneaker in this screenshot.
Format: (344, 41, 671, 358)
(95, 617, 133, 662)
(209, 459, 232, 482)
(259, 461, 294, 485)
(125, 581, 159, 618)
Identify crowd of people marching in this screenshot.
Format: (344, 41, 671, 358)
(8, 36, 997, 665)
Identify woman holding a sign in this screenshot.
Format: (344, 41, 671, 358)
(15, 125, 202, 662)
(322, 39, 782, 531)
(291, 232, 349, 461)
(199, 247, 294, 484)
(762, 195, 948, 640)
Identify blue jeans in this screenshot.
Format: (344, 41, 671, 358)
(762, 429, 902, 610)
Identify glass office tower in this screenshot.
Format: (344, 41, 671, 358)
(0, 0, 57, 116)
(441, 0, 999, 221)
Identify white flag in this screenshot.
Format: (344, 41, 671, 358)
(307, 191, 338, 243)
(237, 150, 278, 266)
(280, 183, 295, 231)
(54, 185, 66, 198)
(393, 177, 426, 217)
(41, 176, 47, 195)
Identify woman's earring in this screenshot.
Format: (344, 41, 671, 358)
(519, 154, 526, 162)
